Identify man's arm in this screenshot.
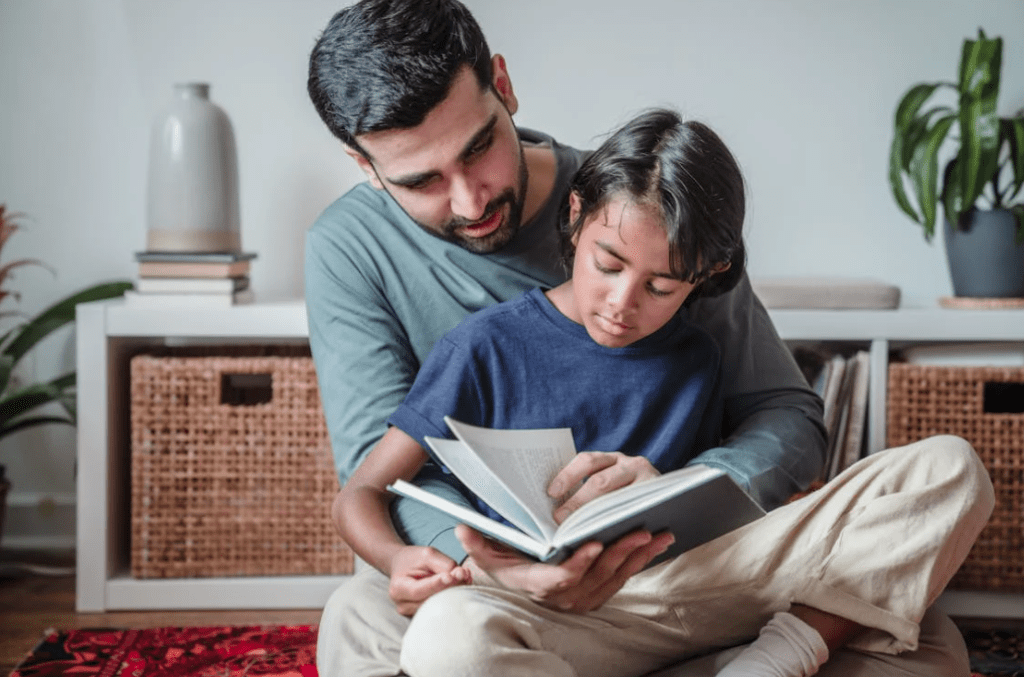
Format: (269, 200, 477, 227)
(687, 273, 827, 510)
(305, 226, 469, 560)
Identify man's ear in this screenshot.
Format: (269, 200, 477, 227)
(343, 144, 385, 190)
(491, 54, 518, 115)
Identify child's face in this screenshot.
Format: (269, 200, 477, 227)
(562, 194, 700, 348)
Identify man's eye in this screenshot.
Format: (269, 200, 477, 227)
(467, 134, 493, 159)
(403, 177, 437, 191)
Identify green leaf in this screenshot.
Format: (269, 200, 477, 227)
(1010, 205, 1024, 244)
(0, 414, 75, 438)
(0, 353, 12, 396)
(902, 107, 955, 170)
(942, 157, 965, 228)
(1, 280, 132, 368)
(0, 380, 70, 424)
(1003, 116, 1024, 202)
(894, 83, 944, 133)
(957, 32, 1002, 209)
(889, 84, 956, 229)
(909, 114, 956, 240)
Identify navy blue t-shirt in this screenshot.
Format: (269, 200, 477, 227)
(388, 288, 723, 523)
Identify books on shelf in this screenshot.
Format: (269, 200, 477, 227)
(134, 251, 256, 279)
(135, 276, 250, 295)
(800, 348, 871, 481)
(123, 288, 255, 308)
(388, 417, 766, 566)
(130, 251, 257, 306)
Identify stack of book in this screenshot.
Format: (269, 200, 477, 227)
(793, 346, 871, 481)
(125, 251, 257, 307)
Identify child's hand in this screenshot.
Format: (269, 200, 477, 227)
(389, 545, 472, 616)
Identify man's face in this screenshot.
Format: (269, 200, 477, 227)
(351, 64, 527, 254)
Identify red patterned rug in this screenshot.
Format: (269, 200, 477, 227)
(8, 623, 1019, 676)
(9, 626, 318, 677)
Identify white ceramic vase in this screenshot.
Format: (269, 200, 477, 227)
(146, 83, 240, 253)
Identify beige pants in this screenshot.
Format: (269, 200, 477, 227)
(317, 436, 994, 677)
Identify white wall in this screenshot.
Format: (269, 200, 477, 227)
(1, 0, 1021, 546)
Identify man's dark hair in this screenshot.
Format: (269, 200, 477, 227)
(308, 0, 493, 157)
(560, 109, 747, 300)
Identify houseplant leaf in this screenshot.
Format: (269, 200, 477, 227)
(1011, 205, 1024, 244)
(956, 31, 1001, 213)
(889, 84, 956, 226)
(0, 373, 76, 437)
(908, 114, 956, 240)
(1003, 115, 1024, 203)
(1, 280, 132, 367)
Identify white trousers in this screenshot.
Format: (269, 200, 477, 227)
(317, 436, 994, 677)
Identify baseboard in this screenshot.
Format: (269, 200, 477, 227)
(2, 492, 76, 551)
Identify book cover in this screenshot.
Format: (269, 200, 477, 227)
(135, 276, 249, 294)
(123, 288, 255, 308)
(389, 417, 765, 565)
(137, 260, 252, 279)
(134, 251, 258, 263)
(836, 351, 871, 474)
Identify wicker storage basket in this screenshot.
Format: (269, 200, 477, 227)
(887, 363, 1024, 591)
(130, 347, 354, 578)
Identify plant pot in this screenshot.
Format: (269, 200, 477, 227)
(944, 209, 1024, 298)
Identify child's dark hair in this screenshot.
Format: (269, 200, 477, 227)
(560, 109, 746, 299)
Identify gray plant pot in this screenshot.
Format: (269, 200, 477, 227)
(943, 209, 1024, 298)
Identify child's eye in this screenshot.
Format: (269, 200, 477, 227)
(647, 283, 673, 298)
(594, 259, 619, 275)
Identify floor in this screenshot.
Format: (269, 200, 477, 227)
(0, 549, 321, 674)
(3, 550, 1022, 675)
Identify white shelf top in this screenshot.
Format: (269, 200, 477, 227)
(87, 296, 309, 338)
(83, 297, 1024, 342)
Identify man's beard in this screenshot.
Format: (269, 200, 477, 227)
(419, 145, 529, 254)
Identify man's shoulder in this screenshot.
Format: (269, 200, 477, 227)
(308, 183, 401, 239)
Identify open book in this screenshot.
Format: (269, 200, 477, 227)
(388, 417, 766, 565)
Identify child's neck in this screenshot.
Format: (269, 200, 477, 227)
(543, 281, 580, 325)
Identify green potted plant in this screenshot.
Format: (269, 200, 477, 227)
(889, 29, 1024, 299)
(0, 204, 132, 543)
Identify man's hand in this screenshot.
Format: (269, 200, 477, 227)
(457, 524, 673, 613)
(549, 451, 661, 523)
(389, 545, 472, 616)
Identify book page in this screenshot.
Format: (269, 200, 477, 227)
(443, 417, 577, 542)
(423, 437, 549, 541)
(388, 480, 550, 559)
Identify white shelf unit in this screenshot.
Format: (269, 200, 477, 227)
(75, 299, 1024, 615)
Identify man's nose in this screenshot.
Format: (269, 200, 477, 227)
(449, 173, 488, 221)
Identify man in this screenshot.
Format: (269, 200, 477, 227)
(304, 1, 983, 675)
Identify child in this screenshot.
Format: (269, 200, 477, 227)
(333, 109, 991, 677)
